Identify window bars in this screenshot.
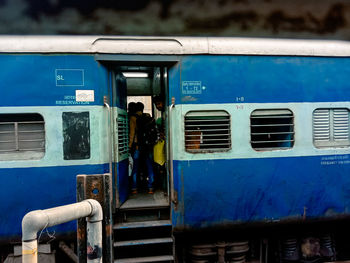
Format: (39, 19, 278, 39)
(185, 110, 231, 153)
(250, 109, 294, 151)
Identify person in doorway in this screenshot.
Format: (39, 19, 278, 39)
(153, 95, 167, 191)
(134, 102, 157, 194)
(153, 95, 165, 138)
(128, 102, 140, 194)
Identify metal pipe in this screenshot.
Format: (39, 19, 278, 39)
(22, 199, 103, 263)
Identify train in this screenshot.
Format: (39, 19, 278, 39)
(1, 36, 350, 262)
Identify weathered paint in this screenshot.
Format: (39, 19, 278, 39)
(171, 102, 350, 162)
(172, 155, 350, 231)
(168, 54, 350, 231)
(116, 159, 129, 205)
(0, 164, 108, 243)
(1, 50, 350, 244)
(173, 55, 350, 105)
(1, 37, 350, 57)
(0, 106, 109, 168)
(0, 55, 109, 107)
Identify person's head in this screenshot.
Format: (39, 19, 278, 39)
(128, 102, 136, 114)
(153, 95, 164, 112)
(135, 102, 144, 113)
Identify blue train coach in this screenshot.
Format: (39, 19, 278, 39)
(1, 36, 350, 262)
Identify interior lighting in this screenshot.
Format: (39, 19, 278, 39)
(122, 72, 149, 78)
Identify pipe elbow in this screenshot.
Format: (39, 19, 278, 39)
(86, 199, 103, 223)
(22, 210, 48, 241)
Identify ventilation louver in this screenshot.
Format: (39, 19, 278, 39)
(117, 113, 129, 155)
(313, 108, 349, 148)
(0, 114, 45, 154)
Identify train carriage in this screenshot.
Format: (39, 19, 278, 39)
(1, 36, 350, 262)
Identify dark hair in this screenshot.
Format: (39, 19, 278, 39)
(128, 102, 136, 113)
(135, 102, 144, 112)
(153, 95, 163, 103)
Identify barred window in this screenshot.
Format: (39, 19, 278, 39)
(185, 110, 231, 153)
(0, 113, 45, 160)
(117, 113, 128, 156)
(313, 108, 350, 148)
(250, 109, 294, 150)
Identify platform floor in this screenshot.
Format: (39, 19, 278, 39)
(120, 190, 169, 210)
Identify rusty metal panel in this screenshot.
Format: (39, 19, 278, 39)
(77, 174, 113, 263)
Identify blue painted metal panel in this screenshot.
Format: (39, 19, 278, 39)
(0, 55, 108, 107)
(168, 61, 181, 106)
(172, 155, 350, 230)
(0, 163, 108, 243)
(175, 56, 350, 104)
(114, 71, 129, 204)
(117, 158, 129, 204)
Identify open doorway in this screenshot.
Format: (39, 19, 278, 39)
(113, 65, 169, 208)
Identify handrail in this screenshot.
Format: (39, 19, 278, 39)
(104, 97, 113, 175)
(22, 199, 103, 263)
(169, 97, 176, 204)
(104, 96, 118, 211)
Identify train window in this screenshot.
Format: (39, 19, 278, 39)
(117, 113, 128, 156)
(184, 110, 231, 153)
(62, 112, 90, 160)
(313, 108, 350, 148)
(250, 109, 294, 151)
(0, 113, 45, 160)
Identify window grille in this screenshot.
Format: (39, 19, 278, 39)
(117, 113, 129, 155)
(184, 110, 231, 153)
(0, 114, 45, 157)
(313, 108, 350, 148)
(250, 109, 294, 150)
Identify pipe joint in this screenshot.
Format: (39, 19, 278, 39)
(22, 210, 48, 242)
(86, 199, 103, 223)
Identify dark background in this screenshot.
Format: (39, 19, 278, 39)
(0, 0, 349, 39)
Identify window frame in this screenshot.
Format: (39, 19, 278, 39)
(62, 111, 91, 160)
(117, 112, 129, 158)
(184, 110, 231, 153)
(250, 109, 295, 151)
(0, 113, 46, 161)
(313, 108, 350, 148)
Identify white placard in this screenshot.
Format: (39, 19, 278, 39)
(76, 90, 94, 102)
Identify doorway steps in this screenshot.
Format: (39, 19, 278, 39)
(113, 193, 174, 263)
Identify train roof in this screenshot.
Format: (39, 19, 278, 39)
(0, 36, 350, 57)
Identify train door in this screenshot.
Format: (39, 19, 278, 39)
(111, 64, 172, 208)
(113, 71, 129, 207)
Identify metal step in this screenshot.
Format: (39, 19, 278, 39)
(114, 192, 173, 262)
(114, 237, 173, 247)
(117, 207, 170, 223)
(114, 220, 171, 230)
(119, 191, 169, 211)
(114, 255, 174, 263)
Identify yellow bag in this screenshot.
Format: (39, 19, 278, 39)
(153, 139, 166, 166)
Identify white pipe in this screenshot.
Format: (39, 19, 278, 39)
(22, 199, 103, 263)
